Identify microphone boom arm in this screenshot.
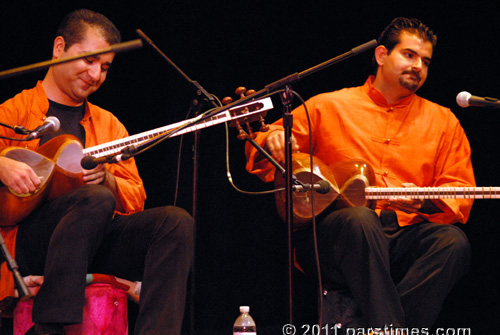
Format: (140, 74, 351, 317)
(0, 39, 143, 80)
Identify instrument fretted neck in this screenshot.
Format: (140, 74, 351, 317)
(84, 97, 273, 158)
(366, 186, 500, 199)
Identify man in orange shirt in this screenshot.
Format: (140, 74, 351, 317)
(0, 9, 193, 335)
(246, 18, 474, 331)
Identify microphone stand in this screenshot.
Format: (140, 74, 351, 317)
(132, 34, 377, 329)
(280, 85, 296, 324)
(0, 231, 32, 301)
(192, 39, 377, 326)
(194, 39, 377, 124)
(136, 29, 219, 335)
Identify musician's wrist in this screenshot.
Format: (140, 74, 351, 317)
(418, 199, 443, 214)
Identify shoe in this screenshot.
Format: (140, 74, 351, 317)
(24, 323, 64, 335)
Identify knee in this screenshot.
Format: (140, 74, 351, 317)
(439, 225, 471, 267)
(155, 206, 194, 245)
(319, 207, 383, 243)
(325, 207, 381, 233)
(345, 206, 380, 226)
(73, 185, 116, 213)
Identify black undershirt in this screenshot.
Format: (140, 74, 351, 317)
(39, 100, 86, 147)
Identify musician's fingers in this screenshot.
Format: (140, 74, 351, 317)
(386, 202, 420, 214)
(266, 131, 300, 163)
(268, 143, 285, 163)
(0, 159, 40, 193)
(11, 172, 41, 194)
(291, 135, 300, 152)
(388, 195, 422, 204)
(387, 196, 422, 213)
(29, 175, 42, 190)
(83, 172, 102, 183)
(82, 165, 106, 184)
(270, 148, 285, 163)
(83, 174, 104, 184)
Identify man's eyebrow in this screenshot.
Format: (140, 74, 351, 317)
(84, 53, 113, 67)
(403, 48, 432, 63)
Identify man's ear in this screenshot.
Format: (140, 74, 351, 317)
(374, 45, 388, 67)
(53, 36, 66, 58)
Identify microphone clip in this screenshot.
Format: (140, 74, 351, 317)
(80, 153, 130, 170)
(292, 180, 331, 194)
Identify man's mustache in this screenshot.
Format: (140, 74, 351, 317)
(403, 70, 421, 81)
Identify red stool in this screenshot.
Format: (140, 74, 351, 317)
(13, 283, 128, 335)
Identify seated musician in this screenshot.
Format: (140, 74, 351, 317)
(0, 9, 193, 335)
(245, 17, 474, 332)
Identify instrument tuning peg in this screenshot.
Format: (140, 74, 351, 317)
(222, 97, 233, 106)
(246, 89, 256, 96)
(235, 87, 247, 98)
(227, 86, 267, 140)
(223, 94, 247, 140)
(259, 117, 269, 132)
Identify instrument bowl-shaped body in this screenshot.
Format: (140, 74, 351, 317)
(275, 153, 340, 230)
(0, 135, 84, 226)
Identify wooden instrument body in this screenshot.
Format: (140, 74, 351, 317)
(0, 135, 84, 226)
(274, 153, 378, 229)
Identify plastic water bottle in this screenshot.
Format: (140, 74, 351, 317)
(233, 306, 256, 334)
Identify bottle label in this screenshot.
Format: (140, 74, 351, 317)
(233, 333, 256, 335)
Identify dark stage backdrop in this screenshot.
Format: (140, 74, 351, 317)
(1, 1, 499, 334)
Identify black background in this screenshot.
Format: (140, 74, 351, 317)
(1, 1, 499, 334)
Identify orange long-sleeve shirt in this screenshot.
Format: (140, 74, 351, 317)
(0, 81, 146, 301)
(246, 76, 475, 227)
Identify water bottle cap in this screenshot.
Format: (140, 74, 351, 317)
(239, 306, 250, 313)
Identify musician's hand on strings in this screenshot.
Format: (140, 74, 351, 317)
(265, 130, 299, 163)
(386, 183, 423, 214)
(0, 156, 42, 194)
(82, 164, 108, 185)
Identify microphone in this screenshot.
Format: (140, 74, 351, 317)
(25, 116, 60, 140)
(81, 154, 130, 170)
(292, 180, 331, 194)
(456, 91, 500, 109)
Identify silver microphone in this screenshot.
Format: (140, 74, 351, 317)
(25, 116, 60, 140)
(456, 91, 500, 109)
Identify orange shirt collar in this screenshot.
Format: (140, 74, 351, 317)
(363, 75, 416, 108)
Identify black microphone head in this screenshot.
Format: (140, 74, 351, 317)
(316, 180, 331, 194)
(456, 91, 471, 108)
(81, 155, 98, 170)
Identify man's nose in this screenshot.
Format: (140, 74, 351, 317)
(412, 57, 423, 71)
(88, 63, 101, 81)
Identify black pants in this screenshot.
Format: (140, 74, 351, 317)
(294, 207, 471, 329)
(15, 184, 194, 335)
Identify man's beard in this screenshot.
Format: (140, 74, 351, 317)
(399, 71, 421, 92)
